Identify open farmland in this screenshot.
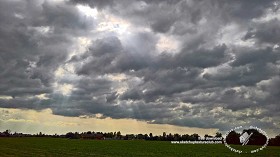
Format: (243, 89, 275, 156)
(0, 138, 279, 157)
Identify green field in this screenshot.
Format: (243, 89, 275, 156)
(0, 138, 279, 157)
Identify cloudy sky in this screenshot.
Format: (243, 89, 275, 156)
(0, 0, 280, 137)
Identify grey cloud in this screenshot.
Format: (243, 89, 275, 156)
(175, 44, 227, 68)
(231, 47, 279, 66)
(106, 91, 118, 103)
(244, 19, 280, 44)
(0, 0, 94, 104)
(88, 36, 122, 57)
(76, 36, 123, 75)
(149, 11, 178, 33)
(200, 46, 279, 87)
(69, 0, 115, 10)
(0, 97, 52, 110)
(76, 32, 157, 75)
(213, 0, 276, 23)
(204, 64, 278, 87)
(69, 0, 204, 33)
(258, 76, 280, 105)
(120, 89, 143, 101)
(103, 101, 177, 121)
(154, 116, 223, 129)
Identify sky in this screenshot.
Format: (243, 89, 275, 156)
(0, 0, 280, 137)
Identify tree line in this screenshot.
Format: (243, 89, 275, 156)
(1, 129, 279, 146)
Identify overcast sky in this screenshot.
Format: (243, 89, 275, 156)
(0, 0, 279, 137)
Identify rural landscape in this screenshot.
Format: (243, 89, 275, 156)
(1, 0, 280, 156)
(0, 129, 280, 156)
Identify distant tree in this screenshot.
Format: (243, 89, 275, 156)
(215, 132, 222, 137)
(149, 133, 153, 140)
(137, 134, 144, 140)
(275, 135, 280, 146)
(117, 131, 121, 139)
(190, 133, 199, 141)
(226, 131, 240, 144)
(4, 130, 11, 134)
(163, 132, 166, 139)
(65, 132, 79, 139)
(108, 132, 114, 138)
(66, 132, 75, 139)
(269, 134, 280, 146)
(153, 136, 159, 141)
(3, 130, 11, 136)
(144, 134, 149, 140)
(167, 133, 174, 141)
(182, 134, 189, 141)
(174, 133, 180, 140)
(53, 133, 59, 138)
(243, 129, 267, 145)
(75, 132, 80, 139)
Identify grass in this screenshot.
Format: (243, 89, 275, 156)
(0, 137, 279, 157)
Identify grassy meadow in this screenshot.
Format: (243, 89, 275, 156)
(0, 137, 279, 157)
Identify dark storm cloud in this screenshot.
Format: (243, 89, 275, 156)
(216, 0, 276, 21)
(174, 44, 227, 68)
(0, 0, 94, 101)
(1, 0, 280, 133)
(244, 19, 280, 44)
(76, 38, 227, 101)
(257, 76, 280, 106)
(231, 47, 279, 66)
(75, 36, 123, 75)
(0, 97, 52, 110)
(130, 67, 204, 102)
(75, 32, 156, 75)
